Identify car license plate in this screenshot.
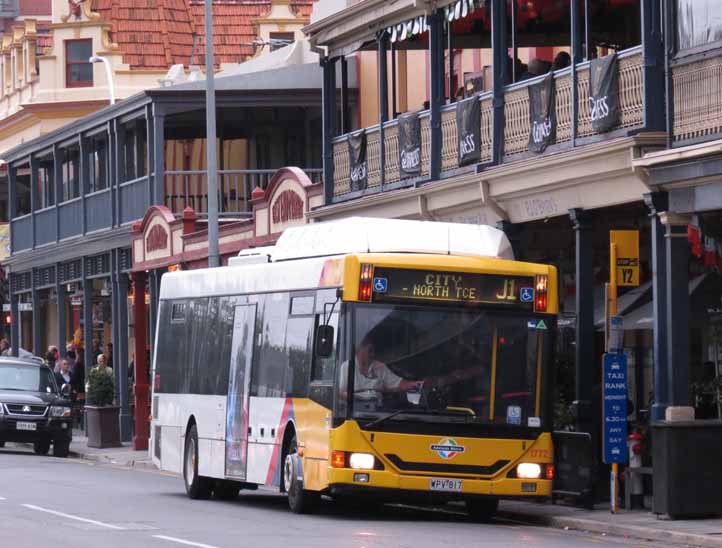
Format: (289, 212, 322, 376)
(16, 422, 36, 431)
(429, 478, 462, 492)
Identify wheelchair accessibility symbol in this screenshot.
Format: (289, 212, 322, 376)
(373, 277, 388, 293)
(520, 287, 534, 303)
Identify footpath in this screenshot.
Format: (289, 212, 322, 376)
(65, 437, 722, 548)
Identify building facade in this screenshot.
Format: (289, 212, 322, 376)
(306, 0, 722, 481)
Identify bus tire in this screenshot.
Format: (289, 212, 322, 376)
(466, 498, 498, 522)
(184, 424, 212, 500)
(283, 437, 319, 514)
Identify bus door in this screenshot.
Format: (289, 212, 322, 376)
(225, 304, 257, 479)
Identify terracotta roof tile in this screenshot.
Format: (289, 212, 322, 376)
(91, 0, 315, 70)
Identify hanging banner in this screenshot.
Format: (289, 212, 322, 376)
(347, 130, 368, 191)
(456, 94, 481, 166)
(589, 53, 620, 133)
(528, 73, 556, 153)
(398, 112, 422, 178)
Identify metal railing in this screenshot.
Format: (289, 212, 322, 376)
(330, 46, 645, 201)
(673, 52, 722, 143)
(164, 168, 323, 216)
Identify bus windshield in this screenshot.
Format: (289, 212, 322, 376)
(340, 304, 551, 428)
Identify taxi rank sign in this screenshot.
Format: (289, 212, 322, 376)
(602, 353, 628, 464)
(371, 268, 534, 308)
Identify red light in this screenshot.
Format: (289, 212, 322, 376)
(534, 275, 549, 312)
(358, 264, 374, 301)
(545, 464, 555, 480)
(498, 337, 506, 345)
(3, 313, 10, 325)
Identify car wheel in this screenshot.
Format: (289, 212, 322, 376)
(184, 424, 212, 499)
(213, 480, 241, 501)
(53, 439, 70, 458)
(33, 439, 50, 456)
(283, 436, 320, 514)
(466, 498, 499, 522)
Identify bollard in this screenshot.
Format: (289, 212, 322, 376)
(627, 432, 643, 509)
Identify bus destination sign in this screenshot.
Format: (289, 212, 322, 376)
(372, 268, 534, 308)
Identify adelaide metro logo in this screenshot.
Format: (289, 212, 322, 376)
(430, 438, 465, 459)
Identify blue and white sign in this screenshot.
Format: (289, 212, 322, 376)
(520, 287, 534, 303)
(373, 277, 388, 293)
(602, 353, 628, 464)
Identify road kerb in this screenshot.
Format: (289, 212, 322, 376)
(69, 449, 155, 470)
(499, 510, 722, 548)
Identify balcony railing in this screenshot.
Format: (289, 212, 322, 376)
(164, 168, 323, 216)
(329, 46, 645, 202)
(672, 53, 722, 144)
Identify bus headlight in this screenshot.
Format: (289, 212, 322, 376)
(349, 453, 375, 470)
(516, 463, 542, 479)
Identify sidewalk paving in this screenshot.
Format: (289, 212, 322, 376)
(64, 434, 722, 548)
(499, 499, 722, 548)
(69, 432, 153, 470)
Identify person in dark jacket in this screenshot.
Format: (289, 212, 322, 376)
(55, 358, 72, 388)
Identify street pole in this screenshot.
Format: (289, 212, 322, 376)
(205, 0, 220, 268)
(609, 242, 619, 514)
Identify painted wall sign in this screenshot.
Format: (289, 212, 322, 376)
(146, 224, 169, 254)
(271, 189, 304, 225)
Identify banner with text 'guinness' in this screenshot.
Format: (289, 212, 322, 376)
(347, 130, 368, 191)
(398, 112, 422, 178)
(456, 94, 481, 166)
(528, 73, 556, 154)
(589, 53, 620, 133)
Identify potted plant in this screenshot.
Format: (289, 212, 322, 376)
(85, 365, 121, 448)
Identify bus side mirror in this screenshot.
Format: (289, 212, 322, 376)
(315, 325, 334, 358)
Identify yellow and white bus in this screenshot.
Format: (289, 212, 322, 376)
(150, 217, 558, 518)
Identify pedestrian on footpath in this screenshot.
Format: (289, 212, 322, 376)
(0, 338, 9, 356)
(46, 349, 58, 372)
(55, 358, 72, 388)
(95, 354, 113, 376)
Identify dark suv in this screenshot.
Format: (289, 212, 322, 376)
(0, 356, 73, 457)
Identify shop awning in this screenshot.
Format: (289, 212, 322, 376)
(614, 274, 715, 330)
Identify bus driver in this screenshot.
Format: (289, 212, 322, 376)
(339, 337, 420, 405)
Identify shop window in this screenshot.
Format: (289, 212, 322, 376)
(15, 168, 31, 216)
(88, 135, 109, 193)
(65, 39, 93, 88)
(676, 0, 722, 53)
(123, 121, 148, 182)
(36, 158, 55, 209)
(61, 147, 80, 202)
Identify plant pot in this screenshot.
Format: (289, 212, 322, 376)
(85, 405, 122, 449)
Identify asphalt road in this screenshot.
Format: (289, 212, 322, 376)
(0, 445, 680, 548)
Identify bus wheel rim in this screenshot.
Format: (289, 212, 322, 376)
(283, 454, 294, 492)
(186, 438, 196, 484)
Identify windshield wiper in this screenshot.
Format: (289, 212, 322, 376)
(363, 408, 471, 430)
(0, 387, 27, 391)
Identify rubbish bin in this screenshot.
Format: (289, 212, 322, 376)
(652, 420, 722, 518)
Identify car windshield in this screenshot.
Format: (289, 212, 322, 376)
(0, 364, 57, 393)
(338, 304, 551, 427)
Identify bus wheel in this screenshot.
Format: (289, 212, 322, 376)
(184, 424, 212, 500)
(466, 498, 498, 522)
(283, 437, 319, 514)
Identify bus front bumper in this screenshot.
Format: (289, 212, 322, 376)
(327, 469, 551, 500)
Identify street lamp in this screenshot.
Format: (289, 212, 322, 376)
(89, 55, 115, 105)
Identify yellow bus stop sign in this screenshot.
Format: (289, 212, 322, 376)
(610, 230, 639, 286)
